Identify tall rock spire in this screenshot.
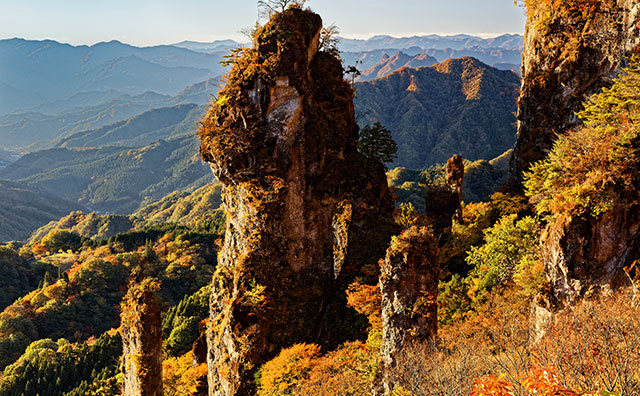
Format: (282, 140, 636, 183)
(198, 6, 394, 395)
(120, 278, 163, 396)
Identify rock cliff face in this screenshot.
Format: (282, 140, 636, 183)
(120, 279, 163, 396)
(514, 1, 640, 319)
(198, 8, 394, 396)
(539, 205, 640, 313)
(512, 0, 640, 179)
(379, 226, 439, 395)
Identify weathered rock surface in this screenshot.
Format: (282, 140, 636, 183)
(198, 7, 394, 395)
(446, 154, 464, 225)
(512, 0, 640, 179)
(379, 226, 439, 395)
(513, 0, 640, 320)
(120, 279, 163, 396)
(539, 203, 640, 312)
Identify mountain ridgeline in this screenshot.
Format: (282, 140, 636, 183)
(0, 38, 225, 115)
(355, 57, 520, 169)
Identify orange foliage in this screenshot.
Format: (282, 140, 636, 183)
(470, 374, 514, 396)
(471, 367, 581, 396)
(522, 367, 580, 396)
(346, 281, 382, 331)
(299, 341, 376, 396)
(258, 343, 321, 395)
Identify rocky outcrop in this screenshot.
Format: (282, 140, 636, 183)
(120, 278, 163, 396)
(513, 1, 640, 323)
(538, 203, 640, 312)
(380, 226, 439, 395)
(512, 0, 640, 179)
(425, 154, 465, 235)
(198, 7, 394, 396)
(446, 154, 464, 225)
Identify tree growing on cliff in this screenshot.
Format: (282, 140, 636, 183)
(258, 0, 306, 16)
(358, 122, 398, 168)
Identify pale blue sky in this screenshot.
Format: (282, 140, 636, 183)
(0, 0, 527, 46)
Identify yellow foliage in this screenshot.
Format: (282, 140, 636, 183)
(163, 351, 208, 396)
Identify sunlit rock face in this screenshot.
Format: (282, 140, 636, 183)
(513, 0, 640, 327)
(379, 226, 439, 396)
(198, 7, 394, 396)
(121, 280, 163, 396)
(512, 0, 640, 179)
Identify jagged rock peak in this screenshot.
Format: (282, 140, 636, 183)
(380, 226, 439, 395)
(120, 278, 163, 396)
(511, 0, 640, 179)
(198, 7, 394, 396)
(425, 154, 465, 235)
(446, 154, 464, 224)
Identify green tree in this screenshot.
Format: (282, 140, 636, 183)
(525, 55, 640, 219)
(358, 122, 398, 167)
(465, 215, 544, 301)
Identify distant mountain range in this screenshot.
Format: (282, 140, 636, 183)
(0, 78, 219, 150)
(0, 38, 226, 115)
(359, 52, 438, 81)
(171, 33, 524, 53)
(0, 179, 85, 242)
(338, 33, 523, 52)
(354, 57, 520, 169)
(0, 134, 213, 214)
(0, 33, 521, 115)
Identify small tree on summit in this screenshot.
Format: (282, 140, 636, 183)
(258, 0, 306, 15)
(358, 122, 398, 168)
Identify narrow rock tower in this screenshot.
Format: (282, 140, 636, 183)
(379, 226, 439, 395)
(198, 7, 394, 395)
(120, 278, 163, 396)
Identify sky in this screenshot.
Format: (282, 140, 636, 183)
(0, 0, 527, 46)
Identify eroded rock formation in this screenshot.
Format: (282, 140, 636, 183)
(512, 0, 640, 179)
(425, 154, 465, 235)
(120, 278, 163, 396)
(379, 226, 439, 395)
(513, 1, 640, 320)
(198, 7, 394, 395)
(539, 207, 640, 314)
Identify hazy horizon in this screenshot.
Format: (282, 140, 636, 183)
(0, 31, 525, 48)
(0, 0, 526, 47)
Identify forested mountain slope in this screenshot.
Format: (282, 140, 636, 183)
(354, 57, 520, 169)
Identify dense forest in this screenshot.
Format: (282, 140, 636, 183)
(1, 0, 639, 395)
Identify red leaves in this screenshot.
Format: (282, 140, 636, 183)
(470, 367, 581, 396)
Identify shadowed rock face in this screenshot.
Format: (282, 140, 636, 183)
(446, 154, 464, 225)
(512, 0, 640, 180)
(425, 154, 465, 236)
(380, 226, 439, 395)
(120, 279, 163, 396)
(198, 7, 394, 396)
